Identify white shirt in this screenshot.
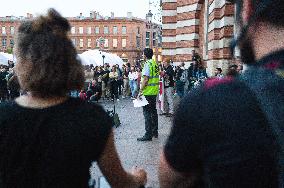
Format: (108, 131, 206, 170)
(128, 71, 138, 80)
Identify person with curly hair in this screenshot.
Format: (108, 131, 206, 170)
(0, 9, 146, 188)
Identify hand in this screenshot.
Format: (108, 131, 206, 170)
(131, 166, 147, 186)
(137, 92, 143, 99)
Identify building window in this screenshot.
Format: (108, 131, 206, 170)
(95, 27, 100, 34)
(71, 26, 76, 34)
(79, 39, 84, 48)
(122, 38, 127, 48)
(146, 32, 150, 47)
(2, 26, 6, 34)
(113, 26, 118, 34)
(10, 26, 14, 35)
(87, 39, 92, 48)
(153, 32, 156, 46)
(113, 39, 118, 48)
(10, 39, 14, 47)
(104, 39, 109, 48)
(122, 26, 127, 35)
(137, 27, 140, 34)
(87, 27, 92, 34)
(136, 37, 140, 48)
(79, 27, 84, 34)
(104, 26, 109, 34)
(2, 38, 7, 47)
(95, 39, 100, 48)
(158, 33, 162, 47)
(71, 38, 76, 46)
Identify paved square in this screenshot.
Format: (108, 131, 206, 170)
(91, 98, 173, 188)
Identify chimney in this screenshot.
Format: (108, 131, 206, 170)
(111, 12, 114, 19)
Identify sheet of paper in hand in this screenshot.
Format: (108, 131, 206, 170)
(133, 95, 149, 108)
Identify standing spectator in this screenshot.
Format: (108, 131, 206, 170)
(157, 64, 166, 115)
(136, 67, 142, 91)
(163, 58, 175, 117)
(7, 73, 20, 100)
(137, 48, 159, 141)
(159, 0, 284, 187)
(0, 9, 147, 188)
(174, 66, 185, 98)
(227, 64, 239, 77)
(116, 64, 123, 96)
(109, 66, 119, 101)
(84, 65, 94, 90)
(237, 64, 244, 74)
(128, 65, 138, 99)
(0, 67, 8, 102)
(96, 66, 104, 87)
(187, 61, 198, 91)
(192, 49, 201, 64)
(122, 66, 130, 99)
(93, 66, 99, 80)
(215, 68, 224, 79)
(102, 65, 110, 99)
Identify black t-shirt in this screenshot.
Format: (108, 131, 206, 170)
(164, 51, 284, 187)
(0, 98, 112, 188)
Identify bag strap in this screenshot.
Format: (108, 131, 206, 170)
(240, 66, 284, 188)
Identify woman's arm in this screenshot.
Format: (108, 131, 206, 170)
(97, 130, 147, 188)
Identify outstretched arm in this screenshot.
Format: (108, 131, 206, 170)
(97, 130, 147, 188)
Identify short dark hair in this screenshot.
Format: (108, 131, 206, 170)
(15, 8, 84, 97)
(231, 0, 284, 26)
(216, 68, 222, 73)
(143, 48, 153, 59)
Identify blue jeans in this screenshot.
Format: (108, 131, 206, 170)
(129, 79, 138, 97)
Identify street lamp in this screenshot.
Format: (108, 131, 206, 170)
(102, 54, 105, 66)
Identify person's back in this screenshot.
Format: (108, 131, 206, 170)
(159, 0, 284, 187)
(0, 98, 112, 187)
(0, 9, 147, 188)
(160, 59, 281, 188)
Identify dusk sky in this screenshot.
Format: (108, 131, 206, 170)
(0, 0, 158, 20)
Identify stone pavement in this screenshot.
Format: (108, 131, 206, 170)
(91, 98, 174, 188)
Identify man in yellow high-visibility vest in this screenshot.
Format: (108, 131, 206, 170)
(137, 48, 159, 141)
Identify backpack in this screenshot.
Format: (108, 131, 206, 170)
(240, 64, 284, 188)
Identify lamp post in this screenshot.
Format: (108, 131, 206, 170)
(102, 54, 105, 66)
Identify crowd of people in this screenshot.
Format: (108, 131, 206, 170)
(72, 63, 142, 103)
(0, 64, 20, 102)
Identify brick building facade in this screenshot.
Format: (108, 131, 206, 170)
(162, 0, 237, 75)
(0, 12, 162, 65)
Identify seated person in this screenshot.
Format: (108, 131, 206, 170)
(89, 79, 102, 102)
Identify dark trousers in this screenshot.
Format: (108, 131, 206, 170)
(143, 95, 158, 137)
(110, 80, 118, 99)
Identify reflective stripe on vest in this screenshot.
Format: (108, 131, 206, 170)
(143, 59, 159, 96)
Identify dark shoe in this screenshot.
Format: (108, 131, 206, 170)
(153, 133, 158, 138)
(159, 113, 167, 116)
(166, 113, 174, 117)
(137, 136, 152, 141)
